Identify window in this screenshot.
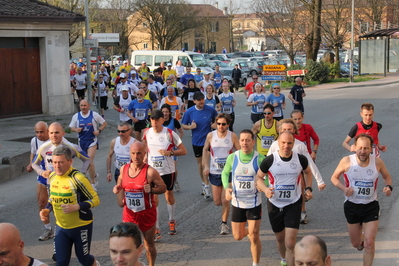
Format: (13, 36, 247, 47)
(183, 43, 189, 51)
(155, 55, 173, 66)
(143, 43, 148, 49)
(134, 55, 152, 66)
(247, 22, 250, 28)
(211, 21, 219, 32)
(211, 42, 217, 53)
(177, 56, 190, 67)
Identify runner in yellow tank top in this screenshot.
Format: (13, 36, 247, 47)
(251, 104, 279, 156)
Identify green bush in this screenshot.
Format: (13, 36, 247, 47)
(305, 60, 330, 83)
(329, 62, 340, 77)
(285, 64, 304, 83)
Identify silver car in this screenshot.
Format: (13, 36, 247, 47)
(219, 67, 248, 87)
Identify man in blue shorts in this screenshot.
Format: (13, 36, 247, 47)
(203, 113, 240, 234)
(69, 100, 107, 190)
(26, 121, 52, 241)
(182, 91, 218, 198)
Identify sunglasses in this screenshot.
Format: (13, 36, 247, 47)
(274, 87, 280, 89)
(136, 93, 143, 96)
(264, 112, 272, 115)
(117, 129, 130, 133)
(253, 78, 258, 80)
(110, 224, 131, 234)
(217, 122, 227, 126)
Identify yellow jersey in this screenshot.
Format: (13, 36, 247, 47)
(49, 167, 100, 229)
(256, 119, 278, 156)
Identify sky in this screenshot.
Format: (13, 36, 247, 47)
(188, 0, 252, 14)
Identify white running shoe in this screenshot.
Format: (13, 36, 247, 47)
(220, 223, 230, 235)
(38, 228, 54, 241)
(300, 211, 308, 224)
(204, 186, 211, 198)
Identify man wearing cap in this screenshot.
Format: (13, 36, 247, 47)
(198, 72, 214, 94)
(147, 74, 163, 103)
(129, 70, 141, 87)
(162, 63, 177, 81)
(244, 74, 259, 99)
(115, 72, 138, 97)
(180, 66, 194, 86)
(182, 91, 218, 197)
(231, 64, 242, 92)
(119, 60, 132, 73)
(143, 109, 187, 236)
(127, 89, 153, 141)
(114, 85, 135, 124)
(138, 61, 151, 81)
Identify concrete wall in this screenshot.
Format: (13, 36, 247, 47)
(0, 22, 75, 116)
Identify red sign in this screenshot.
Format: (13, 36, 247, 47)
(287, 70, 308, 76)
(263, 71, 286, 76)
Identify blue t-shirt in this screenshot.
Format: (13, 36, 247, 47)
(218, 92, 235, 114)
(194, 74, 204, 84)
(180, 74, 195, 86)
(249, 93, 267, 114)
(127, 99, 152, 121)
(266, 93, 285, 118)
(182, 105, 218, 146)
(213, 71, 223, 88)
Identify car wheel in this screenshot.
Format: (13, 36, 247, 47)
(250, 70, 257, 76)
(241, 78, 247, 86)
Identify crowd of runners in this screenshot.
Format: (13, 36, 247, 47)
(10, 61, 393, 266)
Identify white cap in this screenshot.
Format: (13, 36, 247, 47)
(121, 85, 129, 91)
(120, 73, 127, 78)
(130, 70, 137, 74)
(167, 62, 172, 66)
(142, 61, 146, 64)
(123, 60, 128, 64)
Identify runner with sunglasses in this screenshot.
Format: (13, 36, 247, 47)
(251, 104, 279, 156)
(106, 122, 138, 183)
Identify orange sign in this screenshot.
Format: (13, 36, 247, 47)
(263, 65, 286, 71)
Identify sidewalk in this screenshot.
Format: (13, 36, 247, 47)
(0, 72, 398, 183)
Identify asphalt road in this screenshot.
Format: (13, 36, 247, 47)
(1, 82, 399, 266)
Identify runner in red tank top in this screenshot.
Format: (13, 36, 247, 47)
(342, 103, 386, 157)
(113, 142, 166, 266)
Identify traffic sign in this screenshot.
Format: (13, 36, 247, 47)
(83, 39, 98, 48)
(261, 75, 286, 81)
(263, 65, 286, 71)
(263, 71, 286, 76)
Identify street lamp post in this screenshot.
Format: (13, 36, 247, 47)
(84, 0, 93, 102)
(350, 0, 354, 82)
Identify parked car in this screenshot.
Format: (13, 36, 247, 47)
(253, 51, 268, 58)
(208, 54, 229, 61)
(246, 61, 265, 76)
(219, 67, 248, 86)
(228, 62, 251, 76)
(230, 52, 255, 58)
(216, 53, 234, 61)
(340, 65, 359, 77)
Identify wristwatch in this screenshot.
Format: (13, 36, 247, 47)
(305, 187, 313, 192)
(170, 150, 174, 156)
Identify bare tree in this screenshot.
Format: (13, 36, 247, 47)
(298, 0, 322, 61)
(225, 0, 242, 52)
(39, 0, 100, 47)
(133, 0, 199, 50)
(253, 0, 307, 64)
(95, 0, 141, 59)
(359, 0, 387, 24)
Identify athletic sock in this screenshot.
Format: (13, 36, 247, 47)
(167, 203, 176, 221)
(44, 223, 51, 230)
(252, 263, 259, 266)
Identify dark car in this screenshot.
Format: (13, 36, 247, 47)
(230, 52, 255, 58)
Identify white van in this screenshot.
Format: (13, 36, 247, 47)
(131, 50, 213, 73)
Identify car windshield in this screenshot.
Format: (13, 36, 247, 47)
(190, 54, 209, 67)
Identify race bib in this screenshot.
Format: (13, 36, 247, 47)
(256, 102, 264, 113)
(151, 156, 165, 171)
(274, 107, 281, 116)
(125, 192, 145, 212)
(234, 175, 255, 194)
(214, 158, 227, 170)
(142, 72, 147, 78)
(274, 184, 296, 202)
(135, 109, 146, 120)
(188, 92, 194, 101)
(115, 156, 130, 169)
(261, 136, 275, 149)
(353, 180, 374, 200)
(223, 105, 232, 114)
